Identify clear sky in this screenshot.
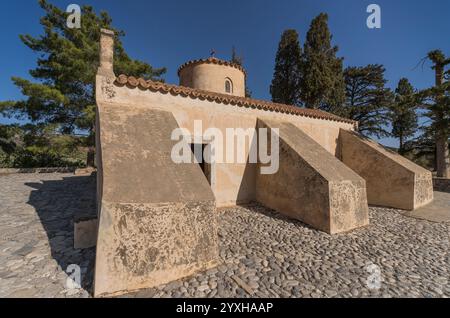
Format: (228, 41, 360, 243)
(1, 0, 449, 146)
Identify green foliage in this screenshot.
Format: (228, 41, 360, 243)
(421, 87, 450, 137)
(0, 123, 86, 168)
(230, 46, 252, 98)
(420, 50, 450, 139)
(401, 50, 449, 173)
(270, 29, 303, 106)
(300, 13, 345, 110)
(0, 124, 21, 166)
(416, 49, 450, 176)
(1, 0, 165, 167)
(0, 125, 20, 155)
(389, 78, 419, 154)
(403, 132, 436, 171)
(10, 146, 83, 168)
(231, 46, 243, 66)
(427, 50, 448, 66)
(339, 64, 393, 138)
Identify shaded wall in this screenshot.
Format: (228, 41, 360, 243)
(433, 178, 450, 193)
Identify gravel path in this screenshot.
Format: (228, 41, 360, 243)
(0, 173, 449, 298)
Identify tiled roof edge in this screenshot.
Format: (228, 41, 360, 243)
(177, 57, 247, 77)
(114, 74, 357, 126)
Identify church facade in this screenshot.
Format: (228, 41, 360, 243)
(92, 29, 433, 296)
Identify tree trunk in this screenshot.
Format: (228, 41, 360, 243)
(86, 124, 96, 168)
(399, 134, 404, 155)
(434, 64, 449, 177)
(436, 135, 449, 178)
(86, 146, 95, 168)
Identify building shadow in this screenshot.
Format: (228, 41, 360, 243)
(236, 161, 257, 205)
(241, 202, 318, 232)
(236, 130, 258, 204)
(25, 174, 97, 294)
(235, 150, 317, 232)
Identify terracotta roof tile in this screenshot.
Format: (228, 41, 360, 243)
(114, 74, 357, 126)
(178, 57, 247, 77)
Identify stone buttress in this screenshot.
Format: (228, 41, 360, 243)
(339, 129, 433, 210)
(256, 119, 369, 234)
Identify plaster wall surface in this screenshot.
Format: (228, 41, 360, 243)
(104, 82, 354, 207)
(179, 63, 246, 97)
(94, 102, 219, 297)
(255, 119, 369, 234)
(74, 218, 98, 249)
(339, 129, 434, 210)
(93, 29, 436, 297)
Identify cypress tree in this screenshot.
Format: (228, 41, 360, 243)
(270, 29, 303, 106)
(231, 46, 243, 66)
(390, 78, 419, 154)
(300, 13, 345, 110)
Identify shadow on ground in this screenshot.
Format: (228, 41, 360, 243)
(236, 202, 319, 232)
(402, 191, 450, 223)
(26, 175, 97, 294)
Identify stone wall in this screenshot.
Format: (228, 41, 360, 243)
(0, 167, 77, 174)
(255, 119, 369, 234)
(433, 178, 450, 193)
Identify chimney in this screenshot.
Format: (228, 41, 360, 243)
(98, 29, 115, 77)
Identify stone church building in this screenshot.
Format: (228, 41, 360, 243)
(92, 29, 433, 296)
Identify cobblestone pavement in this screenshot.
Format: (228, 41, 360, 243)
(0, 173, 94, 298)
(0, 173, 449, 298)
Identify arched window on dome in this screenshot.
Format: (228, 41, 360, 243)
(225, 78, 233, 94)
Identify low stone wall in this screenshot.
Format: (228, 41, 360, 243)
(74, 217, 98, 249)
(0, 167, 77, 174)
(433, 178, 450, 193)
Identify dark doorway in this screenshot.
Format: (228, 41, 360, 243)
(190, 143, 211, 184)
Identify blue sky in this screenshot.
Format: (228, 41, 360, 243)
(1, 0, 449, 146)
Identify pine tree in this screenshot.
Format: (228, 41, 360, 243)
(270, 29, 303, 106)
(1, 0, 165, 167)
(341, 64, 393, 138)
(300, 13, 345, 110)
(389, 78, 419, 154)
(419, 50, 450, 177)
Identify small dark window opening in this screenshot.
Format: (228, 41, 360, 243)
(225, 78, 233, 94)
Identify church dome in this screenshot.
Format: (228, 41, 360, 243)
(178, 57, 246, 97)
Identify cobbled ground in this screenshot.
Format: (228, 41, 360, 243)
(0, 173, 449, 298)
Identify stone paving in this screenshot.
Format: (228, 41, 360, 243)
(402, 191, 450, 223)
(0, 173, 94, 298)
(0, 173, 449, 298)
